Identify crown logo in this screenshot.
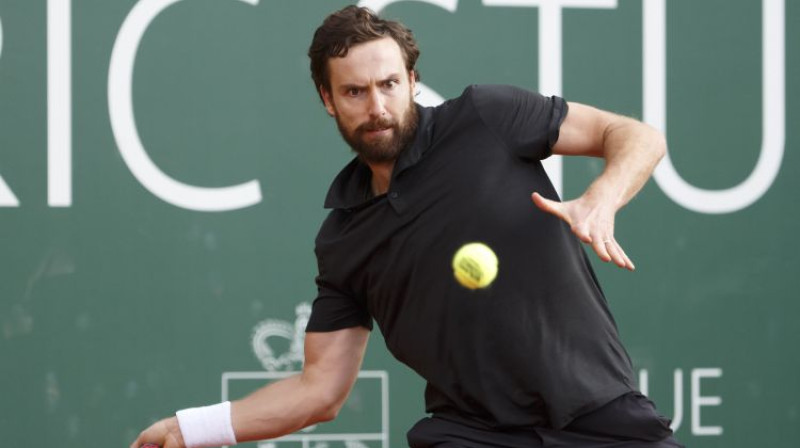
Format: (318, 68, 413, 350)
(251, 302, 311, 372)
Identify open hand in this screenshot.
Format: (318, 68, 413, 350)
(532, 192, 635, 271)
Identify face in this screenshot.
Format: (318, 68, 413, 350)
(321, 37, 418, 165)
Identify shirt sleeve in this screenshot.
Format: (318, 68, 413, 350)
(306, 286, 373, 332)
(469, 84, 568, 161)
(305, 259, 373, 333)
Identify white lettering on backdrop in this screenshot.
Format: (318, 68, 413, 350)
(108, 0, 263, 212)
(0, 0, 785, 212)
(0, 12, 20, 206)
(639, 368, 724, 436)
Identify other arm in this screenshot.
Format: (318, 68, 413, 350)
(532, 102, 666, 270)
(130, 327, 370, 448)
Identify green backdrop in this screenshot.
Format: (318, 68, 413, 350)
(0, 0, 797, 447)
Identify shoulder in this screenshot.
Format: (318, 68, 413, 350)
(426, 84, 521, 124)
(466, 83, 536, 100)
(466, 84, 552, 109)
(315, 208, 350, 248)
(424, 84, 531, 116)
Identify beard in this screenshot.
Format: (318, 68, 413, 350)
(335, 97, 419, 165)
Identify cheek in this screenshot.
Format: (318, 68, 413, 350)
(332, 100, 360, 121)
(388, 102, 410, 123)
(338, 110, 361, 130)
(334, 108, 364, 133)
(389, 93, 413, 115)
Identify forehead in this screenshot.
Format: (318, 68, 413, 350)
(327, 37, 407, 86)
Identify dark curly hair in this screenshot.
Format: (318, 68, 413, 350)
(308, 5, 420, 101)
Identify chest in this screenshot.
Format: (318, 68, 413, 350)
(319, 135, 558, 318)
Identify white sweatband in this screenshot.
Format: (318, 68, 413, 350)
(176, 401, 237, 448)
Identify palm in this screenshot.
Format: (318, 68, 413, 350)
(532, 192, 635, 271)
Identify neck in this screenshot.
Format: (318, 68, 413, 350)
(368, 161, 394, 196)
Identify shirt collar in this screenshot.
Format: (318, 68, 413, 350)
(323, 104, 434, 210)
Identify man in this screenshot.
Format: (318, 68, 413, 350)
(132, 5, 681, 448)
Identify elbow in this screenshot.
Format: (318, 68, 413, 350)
(311, 392, 348, 424)
(655, 130, 667, 161)
(315, 407, 340, 424)
(644, 123, 667, 162)
(317, 400, 343, 423)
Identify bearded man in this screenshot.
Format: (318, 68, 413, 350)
(132, 5, 682, 448)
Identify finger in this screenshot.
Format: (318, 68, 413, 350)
(130, 435, 144, 448)
(131, 424, 164, 448)
(531, 192, 571, 226)
(590, 236, 612, 263)
(604, 239, 628, 269)
(571, 222, 594, 245)
(614, 241, 636, 271)
(132, 439, 159, 448)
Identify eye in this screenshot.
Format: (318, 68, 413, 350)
(346, 87, 361, 97)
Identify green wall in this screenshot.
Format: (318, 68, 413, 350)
(0, 1, 797, 447)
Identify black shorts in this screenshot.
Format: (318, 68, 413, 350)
(406, 392, 685, 448)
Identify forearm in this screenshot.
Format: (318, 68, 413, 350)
(587, 119, 666, 210)
(231, 373, 339, 443)
(131, 329, 368, 448)
(537, 104, 665, 269)
(232, 329, 368, 444)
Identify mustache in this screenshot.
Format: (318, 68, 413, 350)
(357, 117, 396, 133)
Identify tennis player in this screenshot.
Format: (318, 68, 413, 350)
(132, 5, 682, 448)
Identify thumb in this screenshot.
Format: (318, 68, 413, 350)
(532, 192, 571, 226)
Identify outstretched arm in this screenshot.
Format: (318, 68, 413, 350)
(131, 327, 370, 448)
(232, 327, 370, 442)
(532, 102, 666, 270)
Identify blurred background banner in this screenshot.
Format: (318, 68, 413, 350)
(0, 0, 797, 446)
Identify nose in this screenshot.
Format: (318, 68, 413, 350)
(367, 89, 386, 118)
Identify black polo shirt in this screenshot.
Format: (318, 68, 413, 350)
(307, 85, 636, 431)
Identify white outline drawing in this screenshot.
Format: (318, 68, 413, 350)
(222, 303, 389, 447)
(251, 303, 310, 372)
(221, 371, 389, 448)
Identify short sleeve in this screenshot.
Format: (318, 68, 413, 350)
(469, 84, 568, 160)
(306, 289, 373, 332)
(305, 268, 373, 333)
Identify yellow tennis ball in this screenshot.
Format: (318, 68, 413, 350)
(452, 242, 498, 289)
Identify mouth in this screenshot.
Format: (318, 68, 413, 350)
(362, 126, 393, 138)
(359, 117, 395, 135)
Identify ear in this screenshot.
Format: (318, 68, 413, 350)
(409, 70, 416, 90)
(320, 86, 336, 117)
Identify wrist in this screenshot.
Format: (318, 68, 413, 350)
(584, 179, 626, 210)
(175, 401, 237, 448)
(164, 417, 186, 447)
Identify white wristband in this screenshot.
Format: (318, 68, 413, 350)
(176, 401, 237, 448)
